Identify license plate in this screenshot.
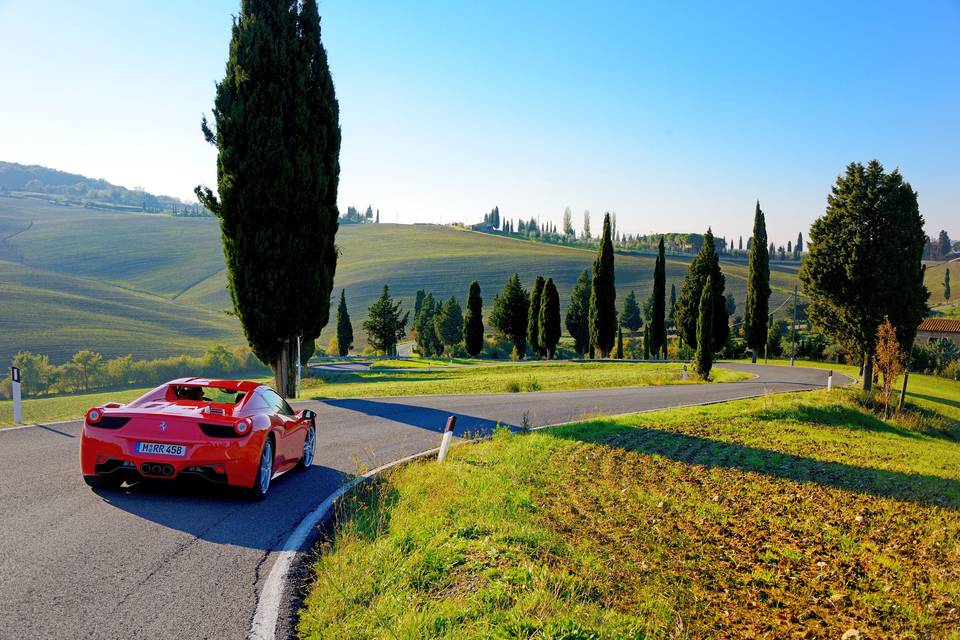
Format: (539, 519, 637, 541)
(136, 442, 187, 457)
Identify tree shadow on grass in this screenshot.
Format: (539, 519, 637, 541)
(906, 391, 960, 413)
(551, 422, 960, 510)
(752, 403, 940, 441)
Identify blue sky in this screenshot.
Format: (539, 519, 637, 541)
(1, 0, 956, 245)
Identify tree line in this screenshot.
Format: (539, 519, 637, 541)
(3, 346, 266, 399)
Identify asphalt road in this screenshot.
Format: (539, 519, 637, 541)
(0, 363, 844, 639)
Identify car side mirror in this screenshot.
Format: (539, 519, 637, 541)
(301, 409, 316, 420)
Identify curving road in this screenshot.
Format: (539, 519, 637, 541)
(0, 363, 844, 639)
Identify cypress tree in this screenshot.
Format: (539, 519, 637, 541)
(744, 201, 770, 363)
(414, 294, 441, 356)
(945, 268, 951, 300)
(565, 269, 591, 356)
(589, 213, 617, 357)
(621, 290, 642, 332)
(528, 276, 545, 357)
(669, 283, 677, 327)
(693, 275, 714, 379)
(616, 324, 624, 359)
(538, 278, 561, 359)
(652, 236, 667, 358)
(799, 160, 928, 390)
(435, 296, 464, 356)
(490, 273, 530, 359)
(414, 289, 426, 322)
(674, 228, 729, 351)
(463, 281, 484, 356)
(196, 0, 340, 397)
(363, 285, 408, 356)
(335, 289, 353, 356)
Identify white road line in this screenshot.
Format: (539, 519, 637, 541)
(247, 446, 442, 640)
(0, 418, 82, 433)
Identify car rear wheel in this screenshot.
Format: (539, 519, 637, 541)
(297, 425, 315, 470)
(83, 474, 121, 490)
(249, 439, 274, 500)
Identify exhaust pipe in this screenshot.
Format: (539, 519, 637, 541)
(140, 463, 174, 477)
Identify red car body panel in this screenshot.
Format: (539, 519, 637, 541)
(80, 378, 313, 490)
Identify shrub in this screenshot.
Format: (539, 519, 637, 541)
(505, 380, 521, 393)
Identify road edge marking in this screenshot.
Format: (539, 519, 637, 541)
(246, 446, 441, 640)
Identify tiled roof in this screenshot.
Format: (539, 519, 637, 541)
(918, 318, 960, 333)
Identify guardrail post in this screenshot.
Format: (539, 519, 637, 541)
(437, 416, 456, 462)
(11, 366, 22, 424)
(682, 365, 687, 382)
(827, 369, 833, 392)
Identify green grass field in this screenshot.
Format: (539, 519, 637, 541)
(298, 374, 960, 639)
(302, 361, 749, 399)
(0, 197, 803, 364)
(0, 385, 154, 427)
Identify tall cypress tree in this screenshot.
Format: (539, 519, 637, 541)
(668, 283, 677, 327)
(944, 268, 951, 301)
(196, 0, 340, 397)
(463, 281, 484, 357)
(528, 276, 546, 357)
(490, 273, 530, 359)
(435, 296, 464, 356)
(414, 294, 441, 357)
(675, 228, 729, 351)
(565, 269, 591, 356)
(538, 278, 561, 359)
(413, 289, 426, 323)
(693, 275, 714, 379)
(744, 201, 770, 363)
(335, 289, 353, 356)
(616, 324, 624, 359)
(652, 236, 667, 358)
(589, 213, 617, 357)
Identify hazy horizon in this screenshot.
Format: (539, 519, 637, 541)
(1, 0, 957, 246)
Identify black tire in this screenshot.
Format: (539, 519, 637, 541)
(297, 425, 316, 471)
(248, 438, 274, 500)
(83, 474, 120, 489)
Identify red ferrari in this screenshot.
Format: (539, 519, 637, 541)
(80, 378, 316, 499)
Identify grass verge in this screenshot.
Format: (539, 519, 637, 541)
(298, 377, 960, 639)
(301, 361, 749, 400)
(0, 386, 154, 428)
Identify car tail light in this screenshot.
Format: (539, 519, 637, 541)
(234, 417, 253, 436)
(86, 408, 103, 424)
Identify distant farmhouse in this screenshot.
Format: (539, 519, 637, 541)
(917, 318, 960, 347)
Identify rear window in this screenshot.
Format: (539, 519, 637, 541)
(170, 385, 246, 404)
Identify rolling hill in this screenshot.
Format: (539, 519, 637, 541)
(29, 191, 957, 364)
(0, 195, 809, 364)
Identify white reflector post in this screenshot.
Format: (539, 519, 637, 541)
(827, 370, 833, 392)
(11, 366, 22, 424)
(437, 415, 456, 463)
